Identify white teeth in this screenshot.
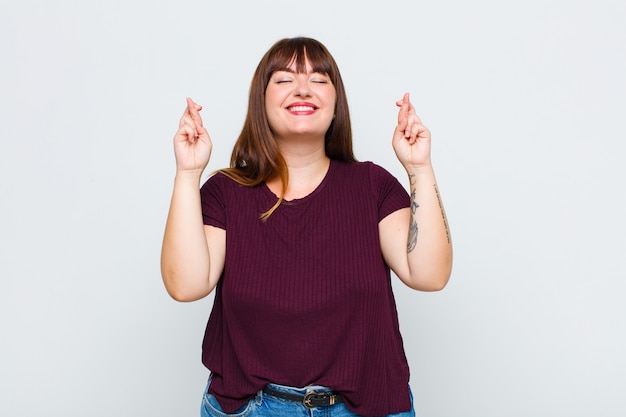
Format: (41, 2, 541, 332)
(289, 106, 315, 111)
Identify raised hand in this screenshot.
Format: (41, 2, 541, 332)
(173, 97, 213, 173)
(391, 93, 432, 170)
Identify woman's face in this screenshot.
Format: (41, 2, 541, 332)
(265, 58, 337, 143)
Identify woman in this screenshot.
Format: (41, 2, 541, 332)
(161, 37, 452, 417)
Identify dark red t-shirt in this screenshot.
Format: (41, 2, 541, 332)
(200, 160, 411, 416)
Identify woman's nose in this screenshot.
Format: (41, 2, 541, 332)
(294, 78, 312, 97)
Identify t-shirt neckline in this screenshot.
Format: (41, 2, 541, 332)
(261, 159, 335, 206)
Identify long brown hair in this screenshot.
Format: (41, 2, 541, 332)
(220, 37, 356, 219)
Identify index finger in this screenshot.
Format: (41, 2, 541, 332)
(404, 94, 424, 125)
(395, 93, 410, 130)
(186, 97, 204, 130)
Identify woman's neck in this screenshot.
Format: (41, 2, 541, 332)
(266, 142, 330, 201)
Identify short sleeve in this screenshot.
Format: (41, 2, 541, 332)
(367, 162, 410, 221)
(199, 173, 227, 229)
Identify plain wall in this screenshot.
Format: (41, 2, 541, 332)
(1, 0, 625, 416)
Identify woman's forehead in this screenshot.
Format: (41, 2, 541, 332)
(273, 54, 329, 75)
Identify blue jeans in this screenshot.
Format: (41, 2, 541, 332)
(200, 380, 415, 417)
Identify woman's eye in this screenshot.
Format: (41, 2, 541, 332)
(311, 73, 331, 83)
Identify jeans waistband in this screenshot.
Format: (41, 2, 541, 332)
(263, 383, 342, 409)
(265, 382, 334, 395)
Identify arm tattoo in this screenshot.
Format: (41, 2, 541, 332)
(407, 176, 419, 253)
(434, 184, 451, 244)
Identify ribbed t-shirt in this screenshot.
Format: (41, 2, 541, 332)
(199, 159, 412, 416)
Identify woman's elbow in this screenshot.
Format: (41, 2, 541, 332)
(406, 264, 452, 292)
(161, 269, 211, 302)
(164, 283, 210, 302)
(165, 284, 194, 302)
(420, 275, 450, 292)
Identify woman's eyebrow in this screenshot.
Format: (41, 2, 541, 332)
(274, 68, 328, 75)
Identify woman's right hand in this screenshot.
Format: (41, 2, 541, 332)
(173, 97, 212, 173)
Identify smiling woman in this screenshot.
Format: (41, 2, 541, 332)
(221, 37, 356, 218)
(160, 37, 452, 417)
(265, 65, 336, 144)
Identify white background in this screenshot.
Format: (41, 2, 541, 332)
(2, 0, 625, 416)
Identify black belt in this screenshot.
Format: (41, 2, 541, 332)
(263, 385, 343, 409)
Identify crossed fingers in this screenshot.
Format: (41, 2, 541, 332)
(396, 93, 424, 144)
(180, 97, 204, 141)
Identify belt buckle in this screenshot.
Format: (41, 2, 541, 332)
(303, 392, 325, 409)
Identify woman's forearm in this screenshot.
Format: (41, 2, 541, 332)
(404, 164, 453, 290)
(160, 172, 213, 301)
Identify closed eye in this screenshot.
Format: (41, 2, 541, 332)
(311, 73, 331, 83)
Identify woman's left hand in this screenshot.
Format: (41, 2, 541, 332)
(392, 93, 432, 170)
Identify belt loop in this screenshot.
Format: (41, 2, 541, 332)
(255, 388, 263, 406)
